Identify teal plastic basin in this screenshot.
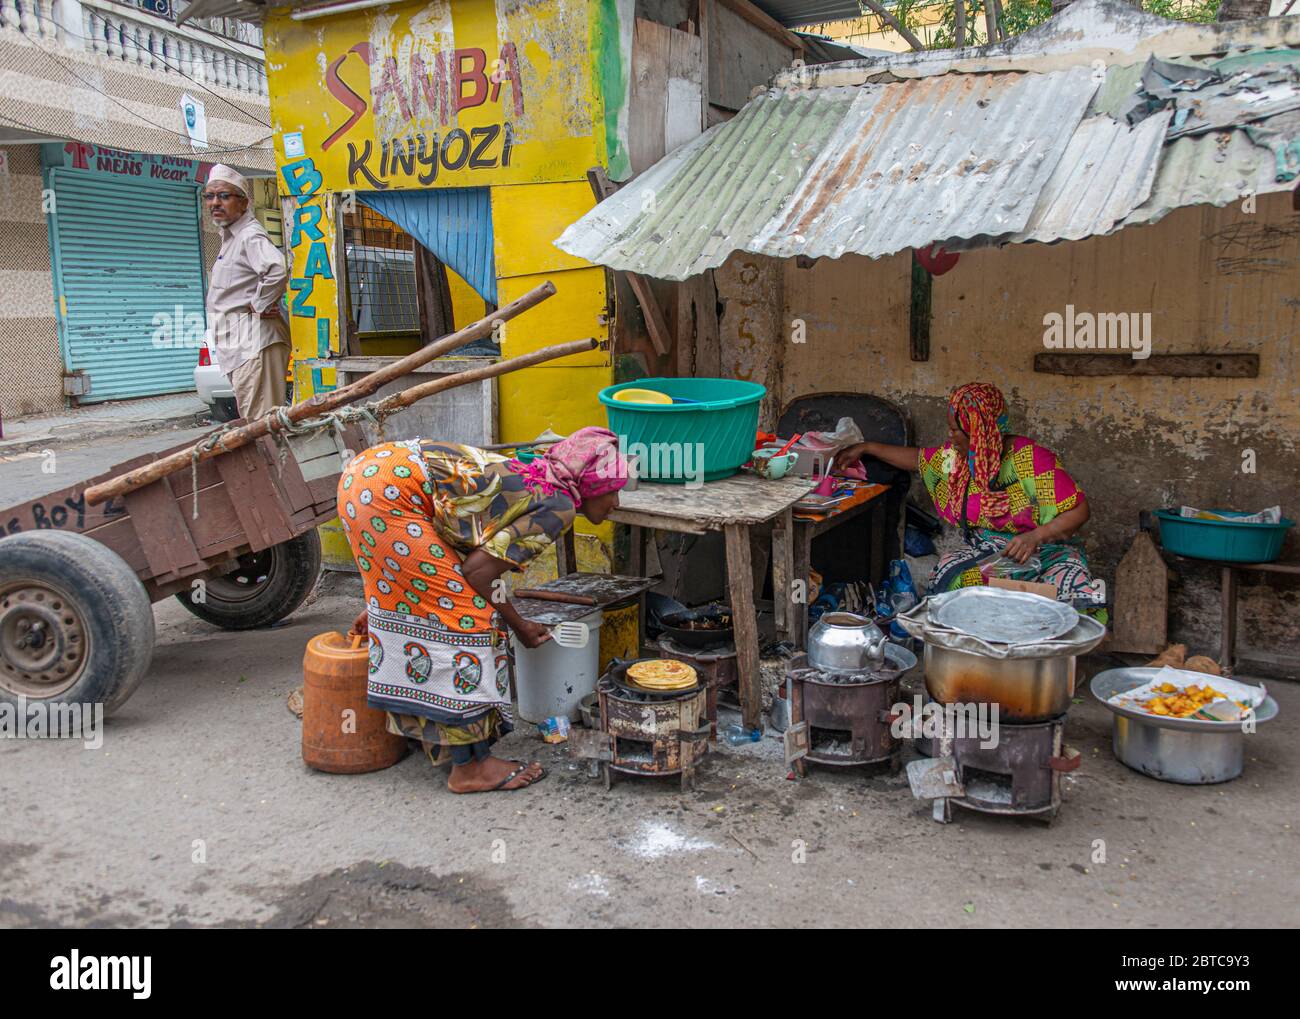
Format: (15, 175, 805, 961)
(599, 377, 765, 483)
(1155, 509, 1294, 562)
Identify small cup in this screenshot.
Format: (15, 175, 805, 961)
(752, 449, 796, 479)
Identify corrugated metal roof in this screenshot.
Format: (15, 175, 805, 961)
(558, 88, 855, 281)
(555, 68, 1100, 279)
(750, 2, 877, 28)
(763, 69, 1098, 259)
(1121, 113, 1300, 229)
(558, 26, 1300, 278)
(986, 110, 1172, 247)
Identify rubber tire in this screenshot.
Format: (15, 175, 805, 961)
(0, 530, 155, 717)
(175, 530, 321, 630)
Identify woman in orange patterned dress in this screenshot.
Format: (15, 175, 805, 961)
(338, 428, 629, 793)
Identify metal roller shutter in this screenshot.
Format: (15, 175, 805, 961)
(50, 169, 207, 402)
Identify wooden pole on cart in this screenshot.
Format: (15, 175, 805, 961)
(86, 337, 594, 510)
(370, 338, 598, 416)
(85, 282, 558, 507)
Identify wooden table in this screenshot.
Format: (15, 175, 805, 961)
(791, 481, 892, 643)
(1168, 555, 1300, 669)
(597, 473, 816, 729)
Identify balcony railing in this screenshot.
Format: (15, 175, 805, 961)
(1, 0, 268, 96)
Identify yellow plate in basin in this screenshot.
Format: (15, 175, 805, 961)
(612, 388, 673, 405)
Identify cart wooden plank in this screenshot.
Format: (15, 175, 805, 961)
(123, 473, 205, 582)
(214, 443, 297, 548)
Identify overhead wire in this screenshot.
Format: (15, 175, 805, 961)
(26, 28, 269, 143)
(0, 105, 273, 158)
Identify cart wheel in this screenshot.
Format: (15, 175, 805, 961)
(602, 763, 613, 791)
(0, 530, 154, 717)
(176, 530, 321, 630)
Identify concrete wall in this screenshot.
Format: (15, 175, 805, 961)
(0, 145, 62, 419)
(709, 193, 1300, 671)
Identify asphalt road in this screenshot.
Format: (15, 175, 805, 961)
(0, 424, 217, 506)
(0, 430, 1296, 928)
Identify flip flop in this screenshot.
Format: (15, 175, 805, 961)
(491, 763, 547, 791)
(448, 761, 548, 794)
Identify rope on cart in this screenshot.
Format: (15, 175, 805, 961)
(266, 404, 385, 466)
(190, 424, 238, 519)
(188, 403, 386, 520)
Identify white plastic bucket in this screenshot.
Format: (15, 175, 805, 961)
(513, 608, 603, 723)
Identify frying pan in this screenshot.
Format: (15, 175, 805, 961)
(604, 657, 703, 698)
(658, 605, 734, 648)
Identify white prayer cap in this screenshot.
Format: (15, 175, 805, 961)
(206, 164, 249, 196)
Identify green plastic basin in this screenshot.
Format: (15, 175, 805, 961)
(1155, 509, 1294, 562)
(599, 377, 765, 483)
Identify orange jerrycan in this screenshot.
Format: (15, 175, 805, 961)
(302, 631, 407, 773)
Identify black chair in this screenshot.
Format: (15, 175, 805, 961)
(777, 392, 912, 586)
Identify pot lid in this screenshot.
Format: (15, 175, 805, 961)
(930, 588, 1078, 645)
(897, 591, 1105, 660)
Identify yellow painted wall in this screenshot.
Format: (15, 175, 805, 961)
(263, 0, 619, 568)
(447, 264, 486, 324)
(491, 179, 613, 551)
(263, 0, 604, 191)
(804, 7, 948, 53)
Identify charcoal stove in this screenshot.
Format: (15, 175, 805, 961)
(658, 636, 736, 736)
(896, 590, 1098, 824)
(568, 660, 711, 791)
(907, 712, 1080, 823)
(782, 649, 915, 776)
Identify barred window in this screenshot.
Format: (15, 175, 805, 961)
(343, 205, 420, 335)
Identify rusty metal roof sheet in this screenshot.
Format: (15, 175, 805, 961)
(556, 67, 1100, 279)
(976, 110, 1172, 247)
(1121, 113, 1300, 229)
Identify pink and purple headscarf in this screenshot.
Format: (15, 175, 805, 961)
(510, 427, 629, 508)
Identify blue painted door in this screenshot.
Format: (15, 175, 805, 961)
(50, 169, 207, 402)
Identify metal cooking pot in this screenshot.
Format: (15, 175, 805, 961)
(923, 643, 1074, 723)
(808, 612, 886, 673)
(897, 592, 1107, 724)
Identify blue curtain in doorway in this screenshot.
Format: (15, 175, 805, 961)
(358, 188, 497, 305)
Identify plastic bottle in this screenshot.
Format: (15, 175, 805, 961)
(722, 723, 761, 745)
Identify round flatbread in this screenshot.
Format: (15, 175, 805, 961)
(627, 659, 697, 689)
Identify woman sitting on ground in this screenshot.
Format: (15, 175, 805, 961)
(340, 427, 630, 793)
(833, 382, 1106, 619)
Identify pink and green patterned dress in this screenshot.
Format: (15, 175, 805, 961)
(918, 436, 1106, 619)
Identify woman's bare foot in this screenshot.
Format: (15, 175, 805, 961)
(447, 756, 545, 793)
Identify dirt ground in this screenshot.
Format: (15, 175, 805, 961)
(1, 571, 1296, 929)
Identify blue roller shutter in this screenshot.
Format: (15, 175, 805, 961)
(50, 169, 207, 402)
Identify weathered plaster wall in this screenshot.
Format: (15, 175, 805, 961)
(760, 193, 1299, 670)
(715, 251, 785, 430)
(0, 145, 62, 419)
